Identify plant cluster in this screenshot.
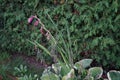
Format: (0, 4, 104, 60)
(0, 0, 120, 80)
(40, 59, 120, 80)
(27, 11, 120, 80)
(1, 0, 120, 69)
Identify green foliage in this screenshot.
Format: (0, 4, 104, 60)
(107, 70, 120, 80)
(41, 70, 60, 80)
(0, 51, 10, 61)
(50, 0, 120, 69)
(14, 65, 27, 76)
(14, 65, 39, 80)
(88, 67, 103, 79)
(74, 59, 93, 69)
(18, 74, 38, 80)
(62, 69, 75, 80)
(0, 0, 43, 55)
(41, 59, 104, 80)
(0, 0, 120, 71)
(0, 64, 10, 80)
(41, 59, 120, 80)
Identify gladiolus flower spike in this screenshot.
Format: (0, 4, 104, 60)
(28, 15, 56, 41)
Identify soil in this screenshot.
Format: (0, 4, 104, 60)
(10, 53, 48, 69)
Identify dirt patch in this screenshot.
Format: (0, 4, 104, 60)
(11, 53, 48, 69)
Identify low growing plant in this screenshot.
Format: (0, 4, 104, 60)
(40, 59, 103, 80)
(41, 59, 120, 80)
(14, 65, 40, 80)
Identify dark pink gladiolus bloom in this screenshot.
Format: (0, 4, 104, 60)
(28, 16, 34, 24)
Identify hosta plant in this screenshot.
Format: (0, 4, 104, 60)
(41, 59, 120, 80)
(40, 59, 103, 80)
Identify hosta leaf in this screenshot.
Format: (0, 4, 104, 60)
(88, 67, 103, 79)
(52, 63, 61, 74)
(107, 70, 120, 80)
(41, 71, 60, 80)
(60, 64, 71, 76)
(62, 69, 75, 80)
(89, 76, 94, 80)
(74, 59, 93, 69)
(84, 76, 94, 80)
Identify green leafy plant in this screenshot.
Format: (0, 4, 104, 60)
(0, 51, 10, 61)
(41, 59, 120, 80)
(14, 65, 39, 80)
(18, 74, 39, 80)
(14, 65, 27, 76)
(1, 1, 120, 80)
(1, 0, 120, 69)
(87, 67, 103, 79)
(40, 59, 104, 80)
(0, 64, 10, 80)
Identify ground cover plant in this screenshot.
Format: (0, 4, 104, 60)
(0, 0, 120, 80)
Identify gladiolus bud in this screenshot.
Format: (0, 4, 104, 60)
(34, 20, 39, 26)
(28, 16, 34, 24)
(40, 27, 47, 35)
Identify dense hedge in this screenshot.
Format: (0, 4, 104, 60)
(0, 0, 120, 69)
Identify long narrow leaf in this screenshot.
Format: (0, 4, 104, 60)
(28, 40, 51, 56)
